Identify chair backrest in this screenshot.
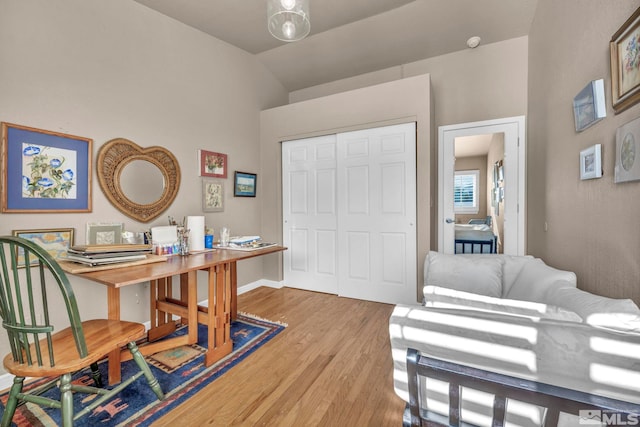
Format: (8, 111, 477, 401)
(0, 236, 87, 367)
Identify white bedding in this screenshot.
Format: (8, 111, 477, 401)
(390, 305, 640, 426)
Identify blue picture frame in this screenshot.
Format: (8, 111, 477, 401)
(1, 122, 92, 212)
(234, 171, 257, 197)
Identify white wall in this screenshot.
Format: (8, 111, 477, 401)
(0, 0, 287, 350)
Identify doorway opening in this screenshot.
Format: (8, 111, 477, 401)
(438, 116, 526, 256)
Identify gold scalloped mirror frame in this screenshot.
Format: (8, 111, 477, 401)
(97, 138, 181, 223)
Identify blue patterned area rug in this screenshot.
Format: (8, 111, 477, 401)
(0, 313, 286, 426)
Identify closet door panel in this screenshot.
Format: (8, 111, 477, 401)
(282, 135, 338, 294)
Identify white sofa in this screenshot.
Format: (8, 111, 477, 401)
(390, 251, 640, 426)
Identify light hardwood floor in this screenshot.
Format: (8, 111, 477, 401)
(153, 286, 406, 426)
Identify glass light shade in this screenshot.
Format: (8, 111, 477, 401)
(268, 0, 310, 42)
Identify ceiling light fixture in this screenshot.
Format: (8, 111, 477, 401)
(268, 0, 310, 42)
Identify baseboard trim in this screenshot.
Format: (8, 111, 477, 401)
(0, 281, 285, 391)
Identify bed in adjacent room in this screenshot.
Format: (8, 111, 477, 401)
(454, 223, 497, 253)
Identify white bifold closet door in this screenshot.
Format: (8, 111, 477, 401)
(282, 123, 416, 304)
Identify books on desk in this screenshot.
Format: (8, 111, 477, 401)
(64, 244, 152, 266)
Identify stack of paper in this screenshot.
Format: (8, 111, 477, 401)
(229, 236, 261, 246)
(65, 244, 151, 266)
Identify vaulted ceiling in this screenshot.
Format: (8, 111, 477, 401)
(134, 0, 538, 92)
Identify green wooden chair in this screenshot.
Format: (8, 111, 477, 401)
(0, 236, 164, 426)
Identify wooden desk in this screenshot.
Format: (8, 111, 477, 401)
(72, 245, 286, 385)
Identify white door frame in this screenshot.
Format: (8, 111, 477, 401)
(438, 116, 526, 255)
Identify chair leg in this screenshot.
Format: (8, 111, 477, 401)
(59, 373, 74, 427)
(89, 362, 103, 387)
(127, 341, 164, 401)
(1, 377, 23, 427)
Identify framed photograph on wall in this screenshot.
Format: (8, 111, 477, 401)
(573, 79, 606, 131)
(198, 149, 227, 178)
(86, 222, 124, 245)
(579, 144, 602, 180)
(234, 171, 257, 197)
(611, 6, 640, 114)
(615, 116, 640, 183)
(1, 122, 93, 213)
(12, 228, 75, 268)
(202, 178, 224, 212)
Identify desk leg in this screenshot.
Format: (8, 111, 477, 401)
(230, 261, 237, 320)
(107, 287, 121, 385)
(205, 263, 233, 366)
(185, 270, 198, 345)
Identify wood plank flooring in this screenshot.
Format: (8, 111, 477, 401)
(153, 286, 406, 426)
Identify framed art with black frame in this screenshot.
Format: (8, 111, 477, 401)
(234, 171, 257, 197)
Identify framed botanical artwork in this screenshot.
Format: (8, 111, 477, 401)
(234, 171, 257, 197)
(579, 144, 602, 180)
(1, 122, 92, 213)
(12, 228, 75, 268)
(615, 116, 640, 183)
(573, 79, 606, 131)
(86, 222, 124, 245)
(611, 6, 640, 114)
(198, 149, 227, 178)
(202, 178, 224, 212)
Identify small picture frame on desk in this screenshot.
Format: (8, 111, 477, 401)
(86, 222, 124, 245)
(12, 228, 74, 268)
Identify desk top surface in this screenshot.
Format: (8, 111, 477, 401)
(70, 245, 287, 288)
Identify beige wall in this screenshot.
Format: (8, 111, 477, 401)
(260, 74, 433, 301)
(0, 0, 288, 337)
(291, 36, 529, 129)
(454, 156, 488, 224)
(528, 0, 640, 302)
(487, 134, 505, 252)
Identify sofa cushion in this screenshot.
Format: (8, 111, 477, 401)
(505, 258, 577, 302)
(544, 285, 640, 333)
(500, 255, 535, 297)
(424, 285, 583, 322)
(425, 251, 503, 298)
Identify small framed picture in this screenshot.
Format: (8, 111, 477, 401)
(1, 122, 92, 213)
(198, 150, 227, 178)
(615, 116, 640, 183)
(12, 228, 75, 267)
(580, 144, 602, 180)
(202, 178, 224, 212)
(573, 79, 606, 132)
(86, 222, 124, 245)
(234, 171, 257, 197)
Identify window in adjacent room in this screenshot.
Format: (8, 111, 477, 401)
(454, 170, 479, 214)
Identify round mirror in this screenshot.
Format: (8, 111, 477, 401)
(97, 138, 181, 223)
(120, 160, 165, 205)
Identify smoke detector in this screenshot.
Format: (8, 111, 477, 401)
(466, 36, 481, 49)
